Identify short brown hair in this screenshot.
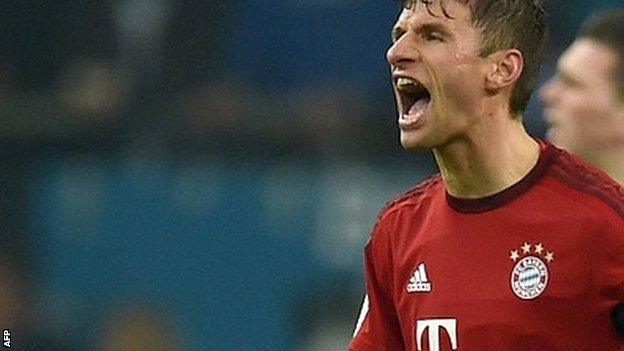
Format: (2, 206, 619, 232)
(401, 0, 547, 114)
(579, 9, 624, 102)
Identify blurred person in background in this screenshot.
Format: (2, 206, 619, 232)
(350, 0, 624, 350)
(540, 9, 624, 184)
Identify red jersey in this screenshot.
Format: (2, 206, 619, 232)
(350, 141, 624, 350)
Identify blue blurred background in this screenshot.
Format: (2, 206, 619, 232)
(0, 1, 620, 350)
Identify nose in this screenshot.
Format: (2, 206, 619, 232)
(539, 78, 558, 106)
(386, 34, 418, 67)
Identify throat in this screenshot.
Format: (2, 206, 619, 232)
(434, 135, 540, 199)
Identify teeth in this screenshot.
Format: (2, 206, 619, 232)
(396, 77, 420, 89)
(396, 77, 418, 88)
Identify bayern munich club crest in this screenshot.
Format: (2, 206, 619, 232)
(509, 242, 554, 300)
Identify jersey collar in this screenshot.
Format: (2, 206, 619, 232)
(446, 139, 557, 213)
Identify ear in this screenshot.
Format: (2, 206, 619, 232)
(484, 49, 524, 92)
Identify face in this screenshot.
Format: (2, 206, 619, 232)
(540, 39, 624, 160)
(386, 1, 490, 151)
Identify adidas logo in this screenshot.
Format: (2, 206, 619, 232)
(407, 263, 432, 293)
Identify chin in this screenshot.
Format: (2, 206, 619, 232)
(400, 134, 429, 152)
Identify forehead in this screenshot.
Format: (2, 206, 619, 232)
(395, 1, 473, 29)
(559, 39, 619, 84)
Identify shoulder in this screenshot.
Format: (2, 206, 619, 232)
(379, 174, 442, 222)
(546, 145, 624, 221)
(532, 144, 624, 268)
(367, 174, 443, 245)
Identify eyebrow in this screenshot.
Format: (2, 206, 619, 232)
(420, 23, 450, 36)
(391, 22, 451, 42)
(391, 26, 405, 42)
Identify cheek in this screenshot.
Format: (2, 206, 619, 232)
(561, 107, 597, 143)
(566, 96, 612, 127)
(427, 53, 486, 120)
(450, 56, 487, 102)
(443, 68, 482, 109)
(561, 102, 620, 149)
(555, 91, 605, 127)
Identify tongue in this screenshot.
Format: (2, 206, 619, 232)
(406, 97, 429, 118)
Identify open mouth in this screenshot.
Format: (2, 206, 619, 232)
(395, 77, 431, 119)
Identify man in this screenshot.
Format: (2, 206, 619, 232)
(350, 0, 624, 350)
(540, 10, 624, 184)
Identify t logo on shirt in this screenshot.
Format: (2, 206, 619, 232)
(416, 318, 458, 351)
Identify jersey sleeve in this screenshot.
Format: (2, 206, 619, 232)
(350, 224, 404, 351)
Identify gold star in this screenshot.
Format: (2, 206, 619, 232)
(521, 242, 532, 254)
(534, 243, 544, 254)
(510, 250, 520, 262)
(545, 251, 554, 263)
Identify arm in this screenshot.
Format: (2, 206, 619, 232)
(349, 225, 405, 351)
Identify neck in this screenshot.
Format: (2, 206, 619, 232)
(434, 109, 540, 198)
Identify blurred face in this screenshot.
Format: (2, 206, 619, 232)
(540, 39, 624, 160)
(386, 2, 489, 151)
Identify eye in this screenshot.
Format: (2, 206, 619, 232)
(422, 31, 444, 42)
(557, 73, 581, 89)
